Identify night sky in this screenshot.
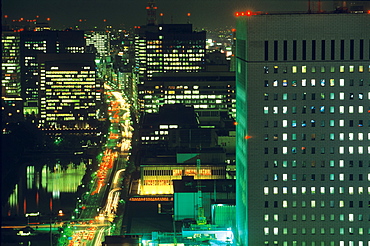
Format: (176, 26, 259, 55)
(1, 0, 341, 30)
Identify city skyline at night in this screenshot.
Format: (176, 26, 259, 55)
(2, 1, 370, 246)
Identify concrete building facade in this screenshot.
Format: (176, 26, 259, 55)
(235, 13, 370, 246)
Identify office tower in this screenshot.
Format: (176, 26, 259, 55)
(138, 71, 236, 121)
(85, 31, 110, 58)
(2, 31, 21, 96)
(38, 53, 101, 129)
(235, 12, 369, 245)
(134, 23, 206, 80)
(20, 30, 85, 114)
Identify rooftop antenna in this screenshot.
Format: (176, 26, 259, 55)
(146, 0, 157, 25)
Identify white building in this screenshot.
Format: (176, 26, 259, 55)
(235, 12, 370, 246)
(85, 31, 110, 58)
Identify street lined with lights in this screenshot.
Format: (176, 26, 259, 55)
(64, 81, 134, 246)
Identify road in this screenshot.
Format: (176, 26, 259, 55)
(63, 83, 134, 246)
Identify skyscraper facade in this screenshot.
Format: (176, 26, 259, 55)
(85, 30, 110, 58)
(134, 24, 206, 80)
(2, 31, 21, 97)
(235, 13, 369, 245)
(20, 30, 85, 114)
(38, 53, 100, 129)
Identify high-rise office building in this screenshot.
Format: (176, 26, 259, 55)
(138, 71, 236, 120)
(20, 30, 85, 114)
(235, 12, 369, 245)
(38, 53, 100, 129)
(2, 31, 21, 96)
(134, 23, 206, 80)
(85, 30, 110, 58)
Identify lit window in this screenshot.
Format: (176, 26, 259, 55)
(282, 201, 288, 208)
(320, 187, 325, 194)
(349, 187, 354, 195)
(358, 146, 363, 154)
(263, 107, 268, 114)
(358, 105, 363, 113)
(273, 106, 278, 114)
(292, 66, 297, 73)
(282, 120, 287, 128)
(302, 66, 307, 73)
(283, 147, 288, 154)
(301, 79, 306, 87)
(339, 92, 344, 100)
(264, 187, 269, 195)
(349, 65, 354, 72)
(292, 187, 297, 194)
(349, 146, 354, 154)
(273, 186, 279, 195)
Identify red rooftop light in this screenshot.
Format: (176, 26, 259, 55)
(235, 10, 253, 17)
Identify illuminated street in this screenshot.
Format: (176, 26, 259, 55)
(62, 82, 134, 246)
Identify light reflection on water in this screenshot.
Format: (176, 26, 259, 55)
(6, 161, 87, 216)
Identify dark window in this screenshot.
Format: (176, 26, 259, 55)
(293, 40, 297, 60)
(349, 174, 353, 181)
(359, 161, 363, 167)
(311, 148, 315, 154)
(273, 93, 278, 100)
(312, 40, 316, 60)
(264, 41, 269, 61)
(350, 39, 354, 60)
(359, 174, 363, 181)
(311, 93, 316, 100)
(273, 148, 278, 154)
(283, 40, 287, 60)
(264, 201, 268, 208)
(302, 40, 306, 60)
(273, 121, 278, 127)
(349, 120, 353, 127)
(331, 40, 335, 60)
(349, 201, 353, 207)
(359, 39, 364, 60)
(321, 40, 325, 60)
(274, 201, 278, 208)
(264, 121, 268, 127)
(359, 201, 363, 207)
(274, 41, 278, 61)
(340, 40, 345, 60)
(264, 148, 268, 154)
(321, 174, 325, 181)
(264, 80, 269, 87)
(264, 161, 269, 168)
(311, 174, 315, 180)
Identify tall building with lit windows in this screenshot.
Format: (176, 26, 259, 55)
(38, 53, 100, 129)
(85, 30, 110, 58)
(134, 23, 206, 111)
(134, 24, 206, 80)
(2, 31, 21, 96)
(235, 12, 370, 245)
(138, 71, 236, 121)
(20, 30, 85, 115)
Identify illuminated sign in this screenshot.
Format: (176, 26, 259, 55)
(129, 197, 173, 202)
